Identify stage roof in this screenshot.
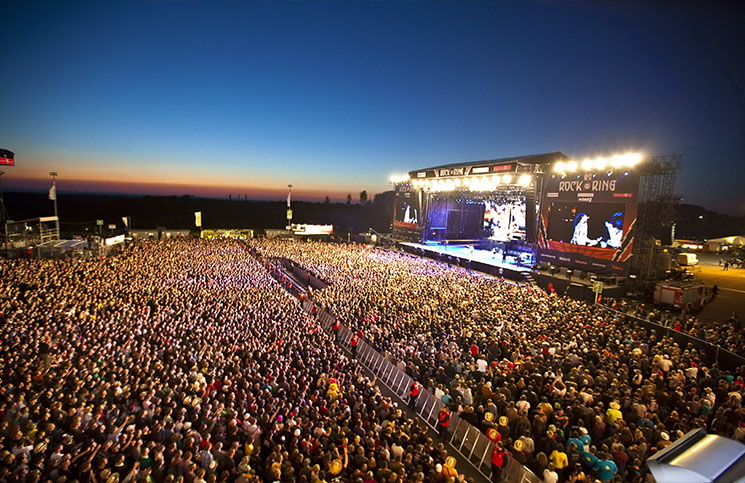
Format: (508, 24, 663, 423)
(409, 152, 572, 178)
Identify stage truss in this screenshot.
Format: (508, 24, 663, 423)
(631, 154, 682, 280)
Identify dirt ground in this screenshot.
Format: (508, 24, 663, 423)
(693, 257, 745, 324)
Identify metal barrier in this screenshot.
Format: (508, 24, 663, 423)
(597, 305, 745, 371)
(300, 298, 541, 483)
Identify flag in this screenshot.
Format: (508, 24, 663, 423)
(287, 192, 291, 208)
(345, 257, 350, 271)
(195, 211, 202, 227)
(48, 182, 56, 201)
(122, 216, 129, 227)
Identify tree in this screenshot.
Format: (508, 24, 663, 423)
(324, 196, 330, 204)
(346, 193, 352, 205)
(359, 190, 368, 204)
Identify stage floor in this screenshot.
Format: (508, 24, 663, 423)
(400, 242, 532, 273)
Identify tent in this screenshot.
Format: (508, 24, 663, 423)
(705, 235, 745, 252)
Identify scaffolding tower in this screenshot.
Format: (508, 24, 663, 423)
(631, 154, 682, 280)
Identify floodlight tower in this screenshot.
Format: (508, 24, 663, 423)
(286, 184, 293, 230)
(49, 171, 60, 239)
(0, 170, 7, 226)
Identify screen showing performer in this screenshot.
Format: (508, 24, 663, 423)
(483, 201, 525, 241)
(395, 199, 419, 225)
(548, 202, 625, 249)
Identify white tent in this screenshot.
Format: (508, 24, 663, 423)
(705, 235, 745, 252)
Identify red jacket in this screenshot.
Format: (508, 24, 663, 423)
(410, 382, 421, 397)
(491, 447, 506, 467)
(438, 409, 450, 427)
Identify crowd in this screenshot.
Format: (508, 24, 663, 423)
(251, 239, 745, 483)
(0, 239, 476, 483)
(601, 298, 743, 355)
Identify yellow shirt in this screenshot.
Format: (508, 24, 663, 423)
(550, 450, 568, 469)
(606, 408, 623, 424)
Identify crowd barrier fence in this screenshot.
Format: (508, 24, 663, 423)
(597, 305, 745, 371)
(301, 298, 541, 483)
(251, 247, 744, 482)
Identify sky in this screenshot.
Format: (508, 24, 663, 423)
(1, 1, 744, 212)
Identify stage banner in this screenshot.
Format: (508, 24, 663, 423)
(537, 170, 640, 275)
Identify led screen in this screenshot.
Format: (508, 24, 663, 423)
(484, 201, 525, 241)
(395, 199, 419, 225)
(547, 202, 625, 250)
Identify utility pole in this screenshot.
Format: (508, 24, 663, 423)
(0, 170, 8, 225)
(0, 170, 8, 251)
(286, 184, 293, 230)
(49, 172, 60, 239)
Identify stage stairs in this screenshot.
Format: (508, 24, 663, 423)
(521, 272, 541, 291)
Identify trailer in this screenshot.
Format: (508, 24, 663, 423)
(676, 252, 698, 266)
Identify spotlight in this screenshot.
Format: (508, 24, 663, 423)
(566, 161, 578, 172)
(502, 174, 513, 184)
(518, 174, 531, 186)
(626, 153, 643, 166)
(553, 162, 566, 173)
(581, 159, 594, 170)
(595, 158, 607, 170)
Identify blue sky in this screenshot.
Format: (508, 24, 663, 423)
(1, 1, 744, 212)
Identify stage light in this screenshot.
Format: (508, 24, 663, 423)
(454, 178, 462, 186)
(581, 159, 594, 170)
(610, 155, 624, 169)
(518, 174, 531, 186)
(595, 158, 607, 170)
(566, 161, 578, 172)
(625, 153, 643, 166)
(502, 174, 512, 184)
(553, 162, 566, 173)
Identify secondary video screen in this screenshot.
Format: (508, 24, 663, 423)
(547, 202, 625, 249)
(396, 198, 419, 225)
(484, 201, 525, 241)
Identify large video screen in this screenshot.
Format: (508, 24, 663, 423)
(547, 202, 625, 250)
(484, 201, 525, 241)
(395, 197, 420, 227)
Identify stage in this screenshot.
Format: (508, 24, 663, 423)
(399, 241, 533, 281)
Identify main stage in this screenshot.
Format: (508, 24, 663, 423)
(399, 241, 532, 281)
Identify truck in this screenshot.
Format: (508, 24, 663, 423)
(654, 281, 713, 311)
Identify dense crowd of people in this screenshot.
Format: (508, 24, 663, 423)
(252, 239, 745, 483)
(601, 298, 744, 355)
(0, 239, 477, 483)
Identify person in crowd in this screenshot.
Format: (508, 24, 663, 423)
(0, 239, 471, 482)
(250, 238, 745, 483)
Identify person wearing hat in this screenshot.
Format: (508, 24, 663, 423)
(549, 444, 569, 481)
(595, 452, 619, 483)
(442, 456, 458, 479)
(606, 401, 623, 425)
(497, 416, 511, 442)
(481, 411, 497, 434)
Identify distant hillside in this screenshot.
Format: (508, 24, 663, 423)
(3, 191, 395, 237)
(673, 203, 745, 239)
(5, 191, 739, 241)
